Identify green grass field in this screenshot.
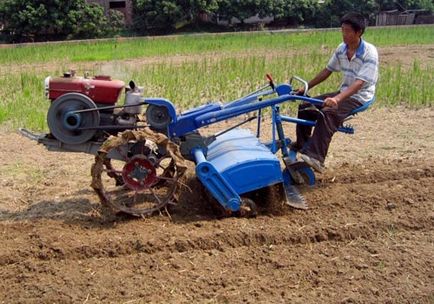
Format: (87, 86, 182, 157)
(1, 26, 433, 64)
(0, 26, 433, 131)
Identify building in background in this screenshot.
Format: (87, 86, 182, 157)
(87, 0, 133, 25)
(376, 9, 434, 26)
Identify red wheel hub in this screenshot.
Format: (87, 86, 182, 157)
(122, 156, 157, 191)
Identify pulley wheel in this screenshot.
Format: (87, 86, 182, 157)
(145, 105, 171, 131)
(47, 93, 100, 144)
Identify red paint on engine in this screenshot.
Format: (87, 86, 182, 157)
(48, 75, 125, 105)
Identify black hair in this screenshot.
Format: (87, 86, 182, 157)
(340, 12, 366, 35)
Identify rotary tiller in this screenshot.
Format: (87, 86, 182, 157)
(20, 72, 373, 217)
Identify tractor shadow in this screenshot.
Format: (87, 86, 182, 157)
(0, 176, 300, 228)
(0, 189, 122, 228)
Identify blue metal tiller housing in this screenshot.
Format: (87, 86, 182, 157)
(143, 76, 375, 212)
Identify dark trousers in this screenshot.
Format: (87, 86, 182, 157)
(296, 92, 363, 163)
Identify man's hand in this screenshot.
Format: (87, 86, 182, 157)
(324, 96, 339, 108)
(294, 87, 305, 96)
(324, 79, 364, 107)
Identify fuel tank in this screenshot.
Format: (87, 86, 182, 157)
(47, 73, 125, 105)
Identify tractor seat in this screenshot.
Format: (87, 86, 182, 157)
(339, 97, 375, 134)
(348, 96, 376, 116)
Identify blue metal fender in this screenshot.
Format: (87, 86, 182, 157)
(194, 148, 241, 211)
(194, 129, 283, 211)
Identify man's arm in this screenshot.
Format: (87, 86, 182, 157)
(297, 68, 332, 94)
(308, 68, 333, 90)
(323, 79, 364, 107)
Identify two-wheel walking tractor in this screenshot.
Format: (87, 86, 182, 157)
(20, 71, 371, 217)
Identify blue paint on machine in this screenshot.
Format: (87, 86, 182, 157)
(195, 129, 282, 211)
(22, 72, 375, 217)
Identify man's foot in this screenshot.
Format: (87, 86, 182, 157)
(289, 142, 303, 152)
(299, 153, 325, 173)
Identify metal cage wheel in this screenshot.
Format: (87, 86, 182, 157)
(92, 135, 183, 217)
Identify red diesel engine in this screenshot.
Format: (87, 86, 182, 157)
(46, 71, 144, 145)
(47, 72, 125, 105)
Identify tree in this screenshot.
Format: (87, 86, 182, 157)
(314, 0, 378, 27)
(66, 2, 109, 39)
(209, 0, 319, 28)
(312, 0, 434, 27)
(0, 0, 125, 42)
(107, 9, 127, 36)
(215, 0, 277, 25)
(271, 0, 321, 26)
(133, 0, 219, 34)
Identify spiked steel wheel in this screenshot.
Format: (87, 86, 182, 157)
(94, 152, 179, 217)
(91, 130, 187, 217)
(103, 158, 124, 186)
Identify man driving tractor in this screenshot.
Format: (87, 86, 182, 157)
(293, 12, 379, 173)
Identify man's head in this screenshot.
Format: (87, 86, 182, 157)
(340, 12, 366, 45)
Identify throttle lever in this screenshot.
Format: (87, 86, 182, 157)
(266, 73, 275, 90)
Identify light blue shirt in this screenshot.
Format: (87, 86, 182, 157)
(326, 39, 379, 103)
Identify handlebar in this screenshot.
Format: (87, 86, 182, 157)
(289, 76, 309, 96)
(225, 74, 323, 110)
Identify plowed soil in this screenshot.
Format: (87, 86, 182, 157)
(0, 105, 433, 303)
